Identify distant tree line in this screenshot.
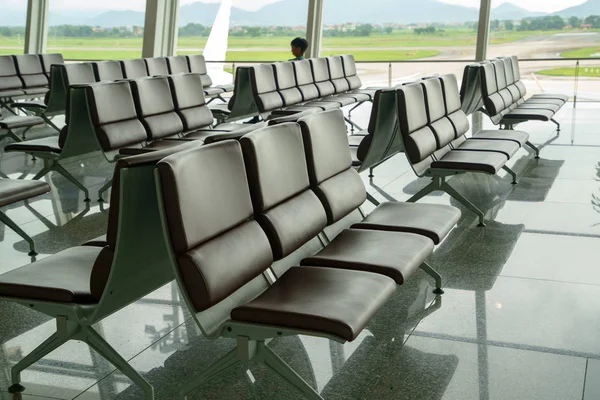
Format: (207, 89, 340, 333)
(414, 26, 438, 35)
(0, 25, 142, 38)
(3, 14, 600, 40)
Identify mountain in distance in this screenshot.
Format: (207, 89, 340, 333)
(491, 3, 546, 21)
(1, 0, 600, 28)
(553, 0, 600, 18)
(87, 10, 147, 27)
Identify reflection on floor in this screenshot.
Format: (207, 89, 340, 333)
(0, 102, 599, 399)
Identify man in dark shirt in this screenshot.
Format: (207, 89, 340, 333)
(290, 37, 308, 60)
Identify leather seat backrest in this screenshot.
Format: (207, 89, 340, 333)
(40, 53, 64, 78)
(168, 73, 214, 132)
(396, 83, 438, 171)
(130, 77, 184, 141)
(0, 56, 23, 91)
(341, 54, 362, 90)
(327, 56, 350, 93)
(86, 81, 148, 151)
(420, 78, 457, 148)
(121, 59, 149, 79)
(353, 90, 401, 168)
(240, 123, 328, 260)
(500, 57, 522, 103)
(438, 74, 470, 138)
(93, 60, 125, 81)
(157, 140, 273, 312)
(293, 59, 319, 101)
(63, 63, 97, 86)
(167, 56, 190, 74)
(492, 60, 513, 107)
(145, 57, 169, 76)
(249, 64, 283, 113)
(90, 141, 204, 301)
(298, 110, 367, 224)
(310, 58, 335, 97)
(273, 62, 302, 107)
(510, 55, 527, 97)
(13, 55, 48, 88)
(480, 62, 505, 117)
(460, 63, 484, 116)
(187, 55, 214, 88)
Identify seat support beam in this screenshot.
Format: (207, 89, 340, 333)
(407, 174, 486, 227)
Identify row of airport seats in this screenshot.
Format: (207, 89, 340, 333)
(5, 72, 265, 201)
(273, 72, 537, 226)
(0, 54, 64, 136)
(228, 54, 375, 125)
(2, 54, 232, 137)
(0, 53, 63, 105)
(396, 74, 534, 226)
(461, 55, 567, 131)
(0, 109, 461, 399)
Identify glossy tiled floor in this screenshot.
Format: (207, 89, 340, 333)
(0, 102, 599, 400)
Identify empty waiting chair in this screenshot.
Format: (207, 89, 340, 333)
(0, 56, 25, 105)
(121, 59, 149, 79)
(13, 54, 49, 96)
(39, 53, 64, 79)
(298, 109, 461, 247)
(187, 54, 234, 95)
(93, 60, 124, 81)
(144, 57, 169, 76)
(166, 55, 190, 74)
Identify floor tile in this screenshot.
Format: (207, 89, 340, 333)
(370, 335, 585, 400)
(416, 275, 600, 357)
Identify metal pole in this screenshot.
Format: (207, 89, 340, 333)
(388, 62, 392, 87)
(475, 0, 492, 61)
(305, 0, 324, 58)
(574, 60, 579, 109)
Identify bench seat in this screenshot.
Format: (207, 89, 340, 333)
(352, 202, 461, 245)
(231, 266, 395, 342)
(5, 136, 60, 153)
(455, 139, 520, 158)
(471, 129, 529, 146)
(0, 246, 101, 304)
(432, 150, 507, 175)
(0, 115, 44, 130)
(0, 178, 50, 207)
(301, 229, 434, 285)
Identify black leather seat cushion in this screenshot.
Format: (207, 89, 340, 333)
(0, 115, 44, 129)
(432, 150, 507, 174)
(503, 108, 554, 121)
(0, 178, 50, 207)
(119, 139, 191, 155)
(301, 229, 434, 284)
(0, 247, 101, 304)
(471, 130, 528, 146)
(455, 139, 520, 158)
(5, 137, 60, 153)
(352, 202, 461, 245)
(231, 266, 396, 342)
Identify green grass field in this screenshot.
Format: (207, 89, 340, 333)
(1, 28, 599, 62)
(561, 47, 600, 58)
(537, 66, 600, 77)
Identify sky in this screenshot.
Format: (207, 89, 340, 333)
(0, 0, 591, 13)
